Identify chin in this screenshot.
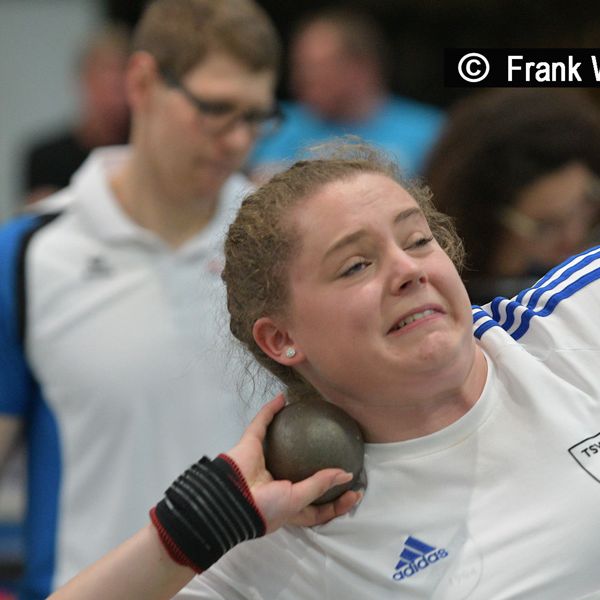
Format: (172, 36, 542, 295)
(413, 331, 463, 368)
(194, 175, 227, 199)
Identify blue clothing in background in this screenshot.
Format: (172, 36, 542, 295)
(249, 97, 444, 177)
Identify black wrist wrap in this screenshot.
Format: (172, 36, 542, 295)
(150, 454, 266, 573)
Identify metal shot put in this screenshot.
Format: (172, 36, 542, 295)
(264, 398, 364, 504)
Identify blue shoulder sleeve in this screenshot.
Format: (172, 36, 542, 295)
(0, 214, 45, 415)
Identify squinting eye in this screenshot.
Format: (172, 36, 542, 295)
(341, 260, 370, 277)
(408, 236, 434, 249)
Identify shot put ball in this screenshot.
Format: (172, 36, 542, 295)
(264, 398, 364, 505)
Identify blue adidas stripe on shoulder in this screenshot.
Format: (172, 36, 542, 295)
(472, 246, 600, 341)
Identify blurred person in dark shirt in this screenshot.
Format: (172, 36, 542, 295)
(22, 24, 130, 204)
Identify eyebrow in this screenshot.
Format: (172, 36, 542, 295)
(323, 207, 424, 260)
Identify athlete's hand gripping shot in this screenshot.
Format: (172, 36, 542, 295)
(49, 396, 360, 600)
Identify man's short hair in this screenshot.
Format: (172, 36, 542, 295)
(132, 0, 281, 78)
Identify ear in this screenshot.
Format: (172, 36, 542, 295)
(253, 317, 304, 366)
(124, 51, 160, 111)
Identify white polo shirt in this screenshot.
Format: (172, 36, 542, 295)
(0, 147, 271, 598)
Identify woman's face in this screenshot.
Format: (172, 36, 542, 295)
(280, 172, 475, 408)
(494, 162, 600, 276)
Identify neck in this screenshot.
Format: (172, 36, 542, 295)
(110, 154, 219, 249)
(332, 345, 488, 443)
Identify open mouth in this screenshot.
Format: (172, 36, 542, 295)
(388, 309, 438, 333)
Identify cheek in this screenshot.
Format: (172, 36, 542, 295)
(321, 287, 380, 341)
(291, 285, 376, 348)
(158, 102, 198, 141)
(437, 262, 471, 317)
(148, 110, 178, 151)
(159, 123, 203, 168)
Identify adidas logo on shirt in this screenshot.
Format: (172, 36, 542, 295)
(392, 536, 448, 581)
(84, 256, 113, 279)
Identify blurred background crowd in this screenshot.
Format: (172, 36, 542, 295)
(3, 0, 600, 221)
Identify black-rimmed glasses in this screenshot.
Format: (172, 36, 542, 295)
(160, 69, 283, 137)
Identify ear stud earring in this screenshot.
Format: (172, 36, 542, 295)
(285, 347, 296, 359)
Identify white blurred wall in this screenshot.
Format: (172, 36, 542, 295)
(0, 0, 102, 222)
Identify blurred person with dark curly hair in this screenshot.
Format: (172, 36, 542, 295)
(424, 88, 600, 301)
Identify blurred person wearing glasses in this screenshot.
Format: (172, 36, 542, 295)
(0, 1, 281, 598)
(424, 88, 600, 304)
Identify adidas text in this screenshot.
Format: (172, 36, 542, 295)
(393, 548, 448, 581)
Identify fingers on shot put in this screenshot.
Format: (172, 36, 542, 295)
(264, 396, 366, 505)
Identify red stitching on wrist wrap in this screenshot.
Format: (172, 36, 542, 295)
(218, 453, 267, 532)
(149, 506, 204, 573)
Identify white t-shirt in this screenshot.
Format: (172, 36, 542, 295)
(178, 246, 600, 599)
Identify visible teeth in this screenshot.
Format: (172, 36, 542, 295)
(392, 309, 435, 331)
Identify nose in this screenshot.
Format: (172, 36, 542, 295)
(387, 244, 427, 295)
(217, 119, 256, 155)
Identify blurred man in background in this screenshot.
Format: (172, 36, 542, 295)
(248, 6, 443, 180)
(0, 1, 281, 598)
